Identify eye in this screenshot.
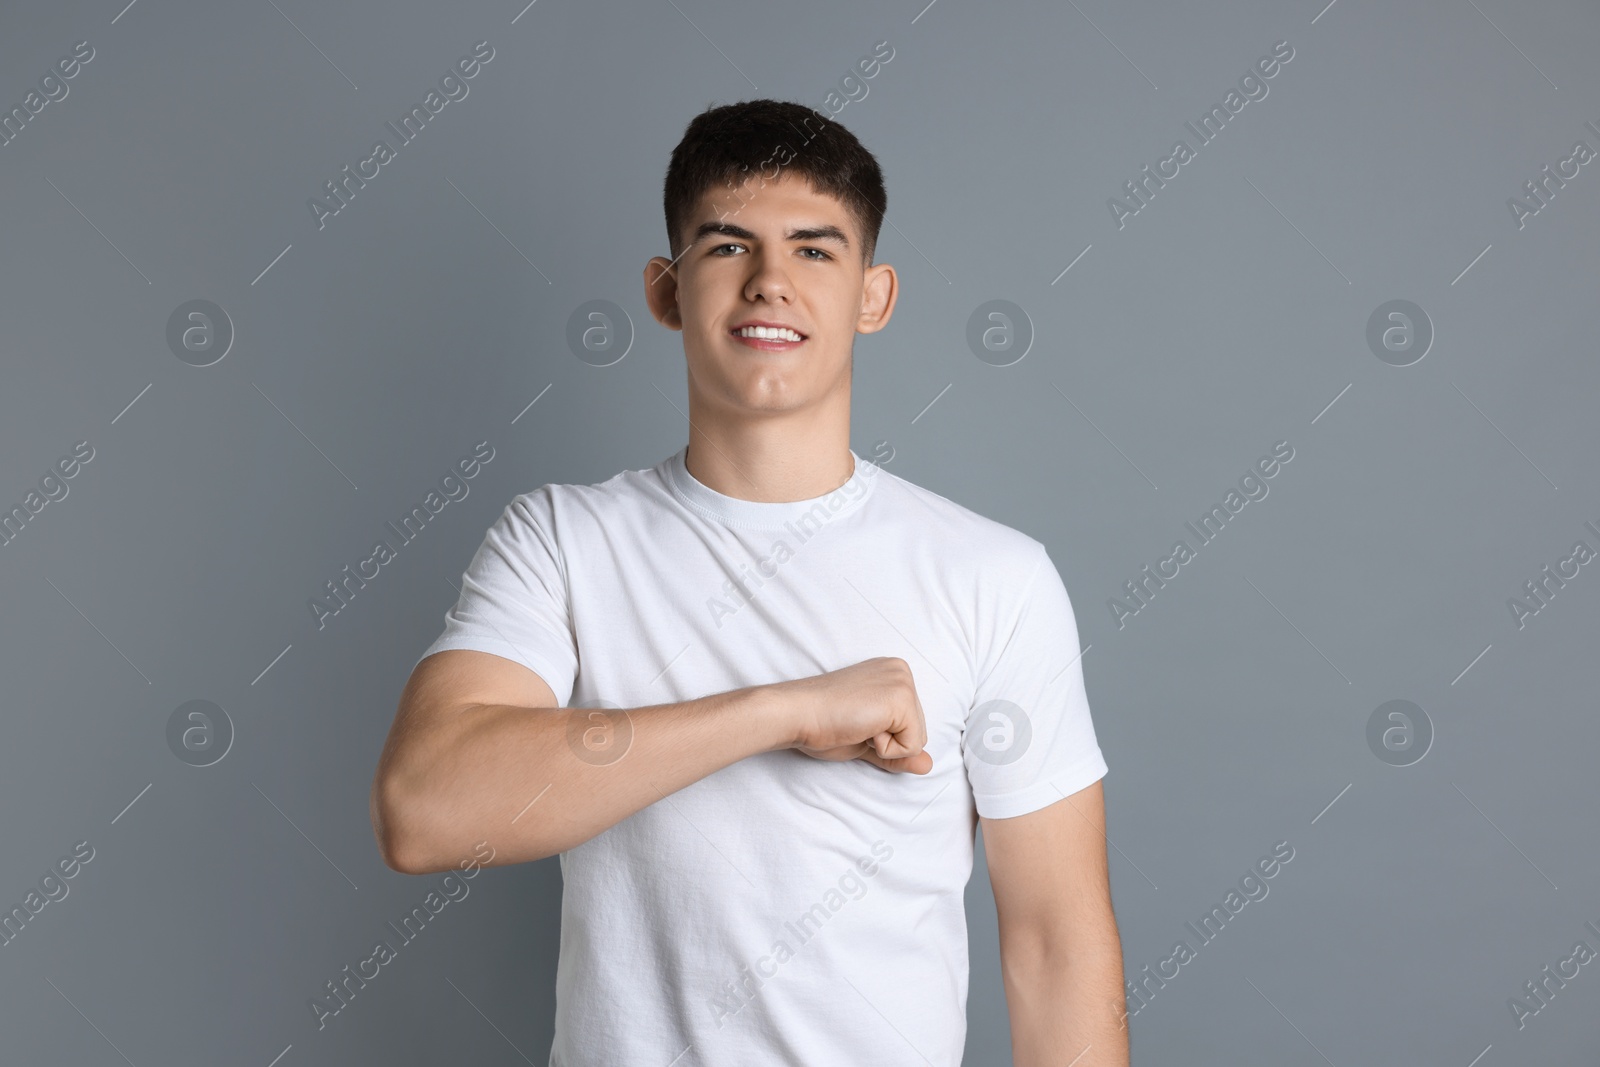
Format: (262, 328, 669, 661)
(710, 243, 745, 256)
(799, 248, 832, 261)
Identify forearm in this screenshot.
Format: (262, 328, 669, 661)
(1002, 942, 1129, 1067)
(375, 684, 794, 871)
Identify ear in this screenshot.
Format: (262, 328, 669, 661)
(856, 262, 898, 336)
(643, 256, 684, 331)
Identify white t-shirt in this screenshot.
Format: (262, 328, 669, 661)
(418, 445, 1108, 1067)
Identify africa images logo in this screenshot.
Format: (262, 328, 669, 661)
(708, 840, 894, 1028)
(703, 455, 881, 630)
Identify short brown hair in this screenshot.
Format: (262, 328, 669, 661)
(662, 99, 887, 265)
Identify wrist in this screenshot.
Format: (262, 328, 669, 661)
(745, 682, 801, 752)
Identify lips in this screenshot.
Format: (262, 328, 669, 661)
(730, 321, 807, 350)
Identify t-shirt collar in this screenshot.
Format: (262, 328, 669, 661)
(665, 445, 877, 529)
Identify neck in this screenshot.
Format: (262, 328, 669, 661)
(682, 417, 854, 503)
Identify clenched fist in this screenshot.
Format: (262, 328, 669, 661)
(771, 656, 932, 775)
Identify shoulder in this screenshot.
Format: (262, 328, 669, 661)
(501, 457, 670, 532)
(869, 462, 1050, 586)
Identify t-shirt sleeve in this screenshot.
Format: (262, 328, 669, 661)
(963, 541, 1108, 820)
(415, 487, 579, 706)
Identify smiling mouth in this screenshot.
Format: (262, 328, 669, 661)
(731, 325, 807, 350)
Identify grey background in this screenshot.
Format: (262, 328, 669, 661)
(1, 0, 1596, 1063)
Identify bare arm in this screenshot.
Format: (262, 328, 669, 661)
(370, 650, 929, 874)
(982, 778, 1129, 1067)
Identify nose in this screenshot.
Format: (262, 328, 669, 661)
(743, 248, 794, 304)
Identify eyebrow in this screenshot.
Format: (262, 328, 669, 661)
(691, 220, 852, 250)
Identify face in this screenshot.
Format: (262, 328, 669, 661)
(644, 172, 897, 422)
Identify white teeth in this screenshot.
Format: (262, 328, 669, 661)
(737, 326, 803, 342)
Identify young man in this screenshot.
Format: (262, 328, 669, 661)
(371, 99, 1128, 1066)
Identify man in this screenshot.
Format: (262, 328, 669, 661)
(371, 98, 1128, 1066)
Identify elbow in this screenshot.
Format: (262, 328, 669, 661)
(376, 832, 429, 877)
(370, 762, 552, 873)
(370, 769, 437, 875)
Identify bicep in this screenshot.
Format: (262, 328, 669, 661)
(388, 649, 560, 750)
(372, 650, 560, 871)
(980, 777, 1118, 955)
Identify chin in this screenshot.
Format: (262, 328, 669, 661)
(728, 384, 807, 412)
